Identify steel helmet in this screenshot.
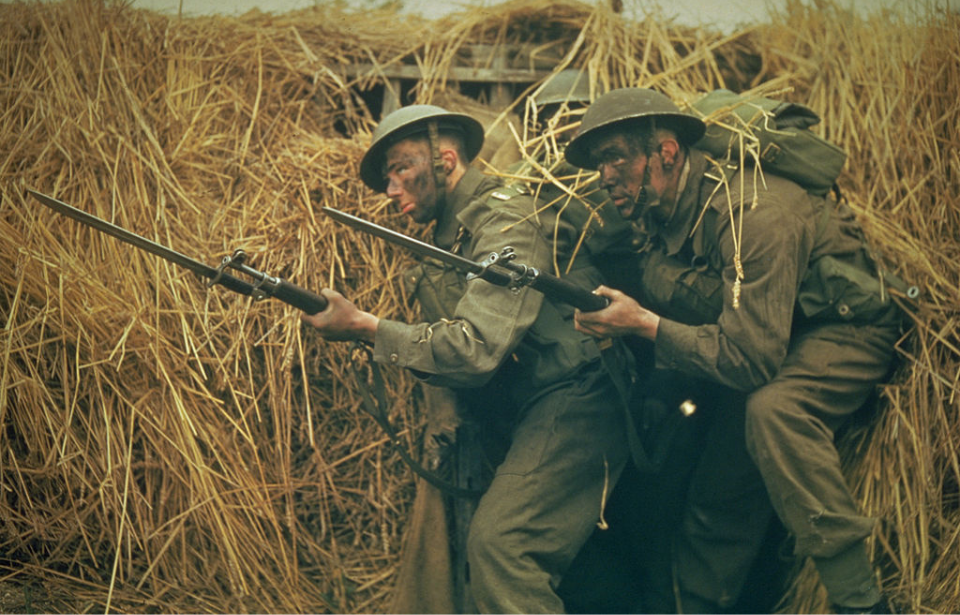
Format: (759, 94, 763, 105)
(565, 88, 706, 170)
(533, 69, 591, 108)
(359, 105, 485, 192)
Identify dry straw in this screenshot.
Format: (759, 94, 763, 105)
(0, 0, 957, 612)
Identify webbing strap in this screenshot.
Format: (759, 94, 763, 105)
(600, 344, 663, 473)
(349, 342, 482, 499)
(427, 121, 447, 194)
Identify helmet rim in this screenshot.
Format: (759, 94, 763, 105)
(565, 88, 706, 170)
(359, 105, 485, 192)
(533, 68, 592, 108)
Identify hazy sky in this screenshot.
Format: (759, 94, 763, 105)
(128, 0, 954, 32)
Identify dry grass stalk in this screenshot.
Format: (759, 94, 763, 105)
(0, 0, 957, 613)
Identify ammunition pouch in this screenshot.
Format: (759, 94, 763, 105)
(797, 255, 900, 324)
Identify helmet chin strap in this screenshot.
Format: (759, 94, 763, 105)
(428, 121, 448, 208)
(626, 164, 660, 221)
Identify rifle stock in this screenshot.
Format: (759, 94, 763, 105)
(271, 279, 328, 314)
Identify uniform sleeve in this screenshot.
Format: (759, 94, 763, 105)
(655, 202, 816, 391)
(373, 203, 550, 388)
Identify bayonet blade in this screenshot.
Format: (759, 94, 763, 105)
(27, 189, 257, 296)
(322, 206, 484, 275)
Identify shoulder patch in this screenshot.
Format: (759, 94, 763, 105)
(490, 183, 531, 201)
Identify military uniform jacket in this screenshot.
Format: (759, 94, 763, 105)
(373, 167, 608, 395)
(641, 150, 898, 392)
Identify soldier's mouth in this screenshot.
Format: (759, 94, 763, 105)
(610, 195, 634, 219)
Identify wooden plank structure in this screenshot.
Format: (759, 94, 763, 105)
(341, 43, 554, 116)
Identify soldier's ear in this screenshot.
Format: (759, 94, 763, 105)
(658, 137, 680, 168)
(439, 147, 459, 173)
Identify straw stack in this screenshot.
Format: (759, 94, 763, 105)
(752, 2, 960, 612)
(0, 0, 957, 612)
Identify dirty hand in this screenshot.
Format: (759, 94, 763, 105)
(574, 285, 660, 341)
(299, 289, 379, 343)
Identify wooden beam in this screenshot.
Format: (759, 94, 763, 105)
(341, 63, 551, 84)
(381, 77, 402, 116)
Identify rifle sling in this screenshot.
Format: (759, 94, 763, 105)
(349, 343, 483, 500)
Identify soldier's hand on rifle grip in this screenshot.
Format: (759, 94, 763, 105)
(574, 285, 661, 342)
(300, 289, 379, 343)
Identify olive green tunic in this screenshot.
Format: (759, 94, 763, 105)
(634, 150, 900, 610)
(375, 167, 631, 613)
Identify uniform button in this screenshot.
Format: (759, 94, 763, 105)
(837, 303, 851, 318)
(389, 353, 399, 363)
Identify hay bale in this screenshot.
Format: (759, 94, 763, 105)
(0, 0, 956, 612)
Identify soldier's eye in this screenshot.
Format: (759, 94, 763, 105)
(596, 152, 628, 170)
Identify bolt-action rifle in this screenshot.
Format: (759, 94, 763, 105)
(321, 206, 609, 312)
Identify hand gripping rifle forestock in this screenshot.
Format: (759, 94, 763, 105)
(322, 207, 610, 313)
(27, 189, 328, 314)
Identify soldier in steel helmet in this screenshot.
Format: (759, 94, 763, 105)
(564, 88, 901, 614)
(301, 104, 632, 613)
(528, 67, 591, 138)
(508, 69, 634, 268)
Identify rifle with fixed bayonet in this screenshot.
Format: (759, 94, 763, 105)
(321, 206, 609, 312)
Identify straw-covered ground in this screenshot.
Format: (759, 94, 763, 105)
(0, 0, 957, 612)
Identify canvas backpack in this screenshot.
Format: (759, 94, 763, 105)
(691, 89, 847, 197)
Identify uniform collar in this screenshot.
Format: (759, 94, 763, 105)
(433, 166, 486, 250)
(653, 149, 708, 256)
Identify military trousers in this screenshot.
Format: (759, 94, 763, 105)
(466, 361, 630, 614)
(674, 317, 900, 611)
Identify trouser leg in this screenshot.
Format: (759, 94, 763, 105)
(466, 366, 630, 614)
(621, 419, 714, 614)
(744, 322, 898, 608)
(558, 370, 729, 614)
(673, 391, 776, 612)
